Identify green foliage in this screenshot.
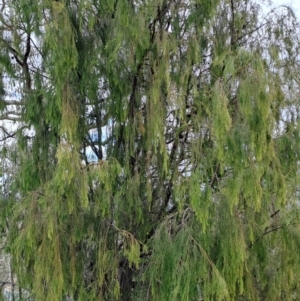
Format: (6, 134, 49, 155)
(1, 0, 300, 300)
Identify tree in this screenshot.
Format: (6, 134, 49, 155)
(1, 0, 300, 300)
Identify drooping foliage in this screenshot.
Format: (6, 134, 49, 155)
(1, 0, 300, 300)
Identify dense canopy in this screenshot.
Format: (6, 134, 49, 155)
(1, 0, 300, 300)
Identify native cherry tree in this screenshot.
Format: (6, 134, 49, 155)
(1, 0, 300, 300)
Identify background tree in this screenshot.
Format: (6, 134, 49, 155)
(0, 0, 300, 300)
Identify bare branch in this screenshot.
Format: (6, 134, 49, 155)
(0, 0, 6, 12)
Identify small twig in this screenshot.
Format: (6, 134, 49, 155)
(248, 225, 283, 249)
(209, 163, 220, 188)
(270, 209, 280, 218)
